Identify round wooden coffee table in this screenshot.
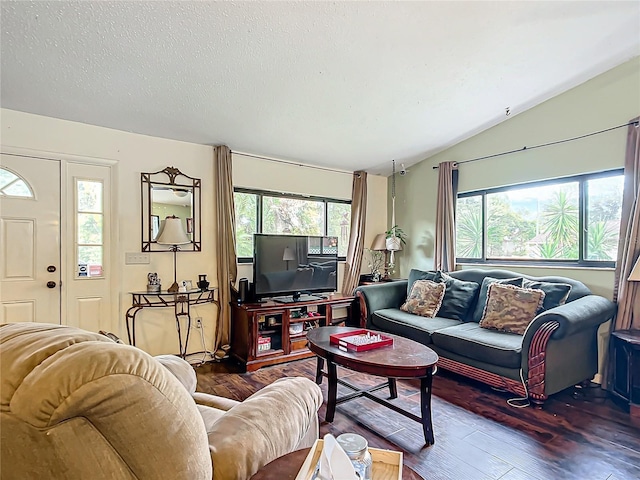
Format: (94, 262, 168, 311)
(306, 326, 439, 446)
(250, 447, 424, 479)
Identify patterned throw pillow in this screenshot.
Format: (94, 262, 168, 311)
(401, 280, 446, 318)
(479, 283, 545, 335)
(471, 276, 524, 323)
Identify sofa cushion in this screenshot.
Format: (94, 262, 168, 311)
(479, 283, 545, 335)
(437, 272, 481, 321)
(371, 308, 462, 345)
(407, 269, 439, 297)
(401, 280, 446, 317)
(431, 322, 523, 369)
(522, 279, 572, 312)
(471, 276, 524, 323)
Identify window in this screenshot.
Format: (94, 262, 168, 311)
(234, 188, 351, 261)
(0, 167, 33, 198)
(456, 170, 623, 267)
(76, 179, 104, 278)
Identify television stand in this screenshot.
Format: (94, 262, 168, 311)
(230, 294, 356, 371)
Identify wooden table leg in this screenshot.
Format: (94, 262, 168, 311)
(388, 378, 398, 399)
(326, 360, 338, 422)
(420, 371, 435, 445)
(315, 357, 325, 385)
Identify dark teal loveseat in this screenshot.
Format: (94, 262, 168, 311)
(354, 269, 617, 406)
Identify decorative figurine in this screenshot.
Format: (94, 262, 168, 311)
(147, 272, 161, 293)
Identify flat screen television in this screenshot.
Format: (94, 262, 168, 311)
(253, 234, 338, 303)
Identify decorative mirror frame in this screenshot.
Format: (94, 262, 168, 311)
(141, 166, 201, 252)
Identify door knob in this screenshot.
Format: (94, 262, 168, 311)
(47, 265, 57, 273)
(47, 281, 57, 289)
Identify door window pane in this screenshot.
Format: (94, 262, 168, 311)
(77, 213, 103, 244)
(76, 179, 104, 278)
(585, 176, 623, 261)
(77, 180, 103, 212)
(0, 167, 33, 198)
(234, 192, 258, 258)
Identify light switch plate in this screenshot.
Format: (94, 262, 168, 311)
(125, 252, 150, 264)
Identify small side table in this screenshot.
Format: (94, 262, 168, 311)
(125, 288, 220, 357)
(250, 447, 424, 480)
(610, 329, 640, 419)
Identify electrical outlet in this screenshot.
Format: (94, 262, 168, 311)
(195, 317, 203, 328)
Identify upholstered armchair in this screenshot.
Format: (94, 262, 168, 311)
(0, 323, 322, 480)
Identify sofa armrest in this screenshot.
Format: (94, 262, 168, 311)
(524, 295, 616, 345)
(354, 281, 408, 328)
(206, 377, 322, 480)
(193, 392, 240, 411)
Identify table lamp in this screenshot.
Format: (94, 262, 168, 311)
(371, 233, 389, 280)
(156, 215, 191, 292)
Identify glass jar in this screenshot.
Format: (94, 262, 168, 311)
(336, 433, 373, 480)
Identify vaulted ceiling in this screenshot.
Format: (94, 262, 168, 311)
(1, 1, 638, 174)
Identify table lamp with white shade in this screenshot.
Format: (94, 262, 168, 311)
(156, 215, 191, 293)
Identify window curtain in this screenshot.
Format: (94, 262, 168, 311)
(214, 145, 238, 352)
(434, 161, 459, 272)
(613, 118, 640, 329)
(604, 118, 640, 390)
(341, 171, 367, 295)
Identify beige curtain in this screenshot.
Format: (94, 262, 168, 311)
(214, 145, 238, 351)
(434, 161, 458, 272)
(613, 118, 640, 330)
(341, 171, 367, 295)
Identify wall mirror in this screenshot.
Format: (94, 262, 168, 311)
(141, 166, 201, 252)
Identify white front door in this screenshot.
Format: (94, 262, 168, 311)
(0, 154, 61, 324)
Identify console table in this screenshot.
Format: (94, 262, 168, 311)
(126, 288, 220, 357)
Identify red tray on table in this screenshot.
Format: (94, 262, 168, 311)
(329, 329, 394, 352)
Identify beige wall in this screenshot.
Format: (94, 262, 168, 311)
(233, 153, 388, 289)
(392, 57, 640, 379)
(0, 110, 386, 355)
(393, 57, 639, 294)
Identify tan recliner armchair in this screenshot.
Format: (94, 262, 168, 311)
(0, 323, 322, 480)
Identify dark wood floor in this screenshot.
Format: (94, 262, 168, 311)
(195, 358, 640, 480)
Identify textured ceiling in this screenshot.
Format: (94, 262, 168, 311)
(1, 1, 639, 174)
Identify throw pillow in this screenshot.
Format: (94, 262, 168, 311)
(436, 272, 480, 321)
(479, 283, 546, 335)
(471, 276, 524, 323)
(522, 279, 572, 312)
(401, 280, 446, 318)
(407, 269, 439, 297)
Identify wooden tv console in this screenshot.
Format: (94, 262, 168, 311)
(230, 294, 355, 371)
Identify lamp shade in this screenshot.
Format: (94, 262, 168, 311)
(156, 216, 190, 245)
(283, 246, 296, 261)
(371, 233, 387, 251)
(629, 257, 640, 281)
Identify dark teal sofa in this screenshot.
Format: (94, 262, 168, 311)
(354, 269, 617, 406)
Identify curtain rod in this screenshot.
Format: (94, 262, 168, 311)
(233, 151, 357, 175)
(432, 120, 639, 169)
